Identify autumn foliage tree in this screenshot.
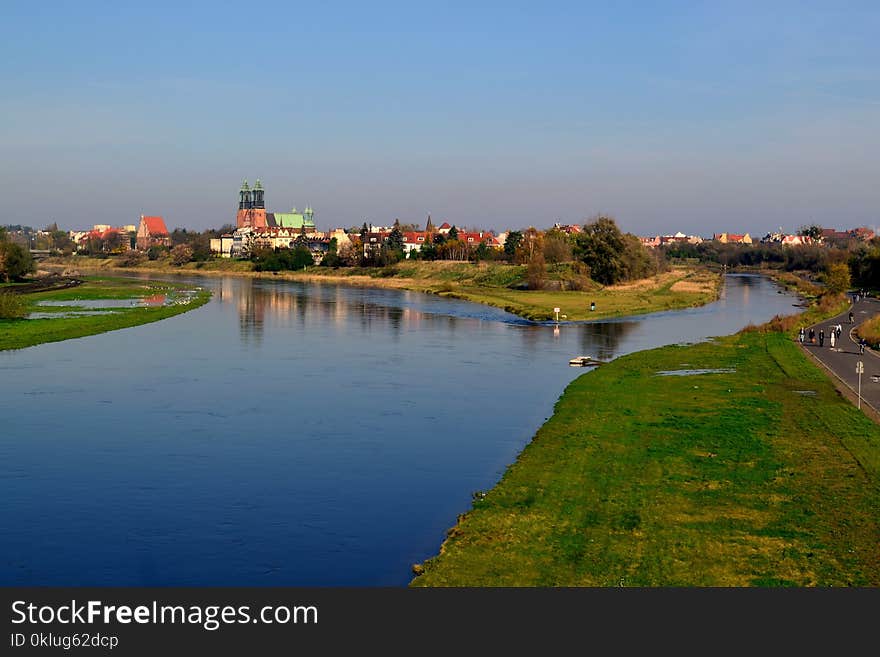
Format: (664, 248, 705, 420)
(171, 244, 194, 266)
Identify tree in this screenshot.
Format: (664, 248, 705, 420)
(447, 225, 459, 241)
(526, 252, 546, 290)
(620, 233, 658, 280)
(419, 240, 437, 261)
(171, 244, 193, 266)
(290, 246, 314, 269)
(521, 227, 543, 263)
(0, 242, 35, 282)
(504, 231, 523, 261)
(189, 234, 212, 261)
(103, 231, 125, 252)
(473, 241, 490, 262)
(387, 224, 405, 255)
(321, 238, 341, 267)
(49, 230, 73, 254)
(574, 216, 626, 285)
(798, 224, 823, 240)
(824, 262, 851, 294)
(171, 228, 191, 246)
(543, 229, 573, 264)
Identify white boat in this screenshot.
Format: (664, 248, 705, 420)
(569, 356, 600, 367)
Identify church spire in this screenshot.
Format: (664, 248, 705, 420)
(239, 179, 252, 210)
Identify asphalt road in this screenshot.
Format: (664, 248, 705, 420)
(801, 296, 880, 414)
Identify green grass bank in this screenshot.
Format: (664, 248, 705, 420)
(411, 329, 880, 586)
(0, 277, 211, 351)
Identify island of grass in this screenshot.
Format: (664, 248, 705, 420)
(411, 301, 880, 586)
(45, 256, 721, 322)
(0, 276, 211, 351)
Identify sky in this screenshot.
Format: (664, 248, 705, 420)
(1, 1, 878, 236)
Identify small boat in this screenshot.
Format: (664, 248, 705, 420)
(569, 356, 601, 367)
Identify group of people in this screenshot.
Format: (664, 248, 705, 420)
(798, 323, 867, 354)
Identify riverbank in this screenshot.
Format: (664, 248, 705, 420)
(0, 276, 211, 351)
(42, 257, 721, 322)
(411, 326, 880, 586)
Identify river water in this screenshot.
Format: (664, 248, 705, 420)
(0, 273, 800, 585)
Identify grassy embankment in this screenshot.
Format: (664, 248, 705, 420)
(858, 315, 880, 349)
(0, 277, 210, 351)
(47, 256, 720, 322)
(412, 293, 880, 586)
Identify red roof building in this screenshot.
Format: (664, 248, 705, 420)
(137, 215, 171, 250)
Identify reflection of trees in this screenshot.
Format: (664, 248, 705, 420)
(232, 280, 428, 344)
(579, 320, 640, 360)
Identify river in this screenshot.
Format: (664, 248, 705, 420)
(0, 273, 800, 585)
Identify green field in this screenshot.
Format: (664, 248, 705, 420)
(412, 329, 880, 586)
(0, 277, 211, 351)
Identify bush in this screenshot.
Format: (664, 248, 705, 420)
(527, 253, 547, 290)
(252, 246, 314, 272)
(118, 250, 146, 267)
(0, 292, 27, 319)
(171, 244, 194, 266)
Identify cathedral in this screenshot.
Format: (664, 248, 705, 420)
(236, 179, 315, 232)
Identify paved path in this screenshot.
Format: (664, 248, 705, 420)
(800, 296, 880, 415)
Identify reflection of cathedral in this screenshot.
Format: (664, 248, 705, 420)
(236, 179, 315, 232)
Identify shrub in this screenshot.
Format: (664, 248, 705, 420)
(0, 292, 27, 319)
(171, 244, 194, 266)
(118, 250, 146, 267)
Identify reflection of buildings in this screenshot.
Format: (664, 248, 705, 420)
(219, 279, 452, 344)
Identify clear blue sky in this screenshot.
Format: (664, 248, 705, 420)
(1, 1, 878, 236)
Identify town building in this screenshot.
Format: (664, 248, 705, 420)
(236, 179, 315, 232)
(75, 225, 135, 252)
(136, 215, 171, 249)
(639, 232, 704, 248)
(713, 232, 752, 244)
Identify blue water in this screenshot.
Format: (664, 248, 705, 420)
(0, 273, 800, 585)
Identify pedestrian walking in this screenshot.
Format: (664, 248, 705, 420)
(849, 311, 855, 324)
(798, 327, 805, 344)
(809, 328, 815, 344)
(819, 329, 824, 347)
(836, 324, 842, 340)
(830, 331, 835, 348)
(860, 337, 867, 355)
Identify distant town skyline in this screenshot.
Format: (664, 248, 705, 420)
(2, 2, 878, 237)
